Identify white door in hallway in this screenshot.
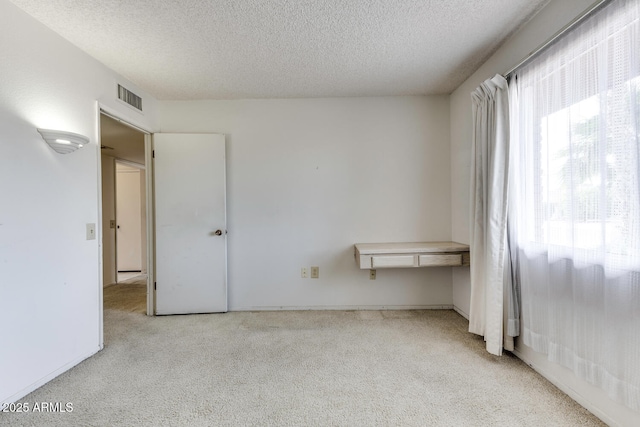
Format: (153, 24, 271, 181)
(153, 133, 227, 314)
(115, 164, 142, 272)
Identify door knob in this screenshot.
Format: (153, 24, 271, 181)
(214, 229, 223, 236)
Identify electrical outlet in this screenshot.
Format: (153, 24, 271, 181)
(301, 267, 308, 278)
(369, 269, 377, 280)
(86, 223, 96, 240)
(310, 266, 319, 278)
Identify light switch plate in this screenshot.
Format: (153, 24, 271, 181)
(86, 223, 96, 240)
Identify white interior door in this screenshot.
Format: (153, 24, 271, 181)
(153, 133, 227, 314)
(116, 164, 142, 272)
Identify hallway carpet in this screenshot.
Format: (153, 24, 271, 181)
(103, 276, 147, 314)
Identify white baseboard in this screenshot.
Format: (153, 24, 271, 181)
(453, 305, 469, 319)
(231, 304, 454, 312)
(512, 347, 622, 427)
(1, 346, 102, 405)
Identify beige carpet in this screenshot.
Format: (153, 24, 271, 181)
(0, 294, 605, 426)
(103, 276, 147, 314)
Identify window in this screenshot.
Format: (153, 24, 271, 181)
(513, 1, 640, 270)
(510, 0, 640, 411)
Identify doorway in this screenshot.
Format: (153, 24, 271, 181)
(100, 112, 150, 315)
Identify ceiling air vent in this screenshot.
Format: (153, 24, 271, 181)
(117, 84, 142, 111)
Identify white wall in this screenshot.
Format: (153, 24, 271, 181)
(140, 171, 147, 274)
(450, 0, 639, 425)
(0, 0, 157, 404)
(160, 96, 453, 310)
(102, 155, 117, 285)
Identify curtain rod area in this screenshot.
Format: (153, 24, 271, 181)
(503, 0, 611, 77)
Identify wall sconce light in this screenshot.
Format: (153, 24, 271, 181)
(37, 128, 90, 154)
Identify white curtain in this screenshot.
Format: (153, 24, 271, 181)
(510, 0, 640, 410)
(469, 74, 511, 356)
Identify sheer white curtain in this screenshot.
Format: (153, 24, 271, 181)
(510, 0, 640, 410)
(469, 74, 511, 356)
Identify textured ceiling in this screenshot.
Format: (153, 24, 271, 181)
(10, 0, 549, 100)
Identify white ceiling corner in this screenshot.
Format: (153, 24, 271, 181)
(9, 0, 550, 100)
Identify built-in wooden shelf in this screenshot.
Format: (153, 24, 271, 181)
(354, 242, 470, 270)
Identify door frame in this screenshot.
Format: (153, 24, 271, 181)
(96, 103, 155, 347)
